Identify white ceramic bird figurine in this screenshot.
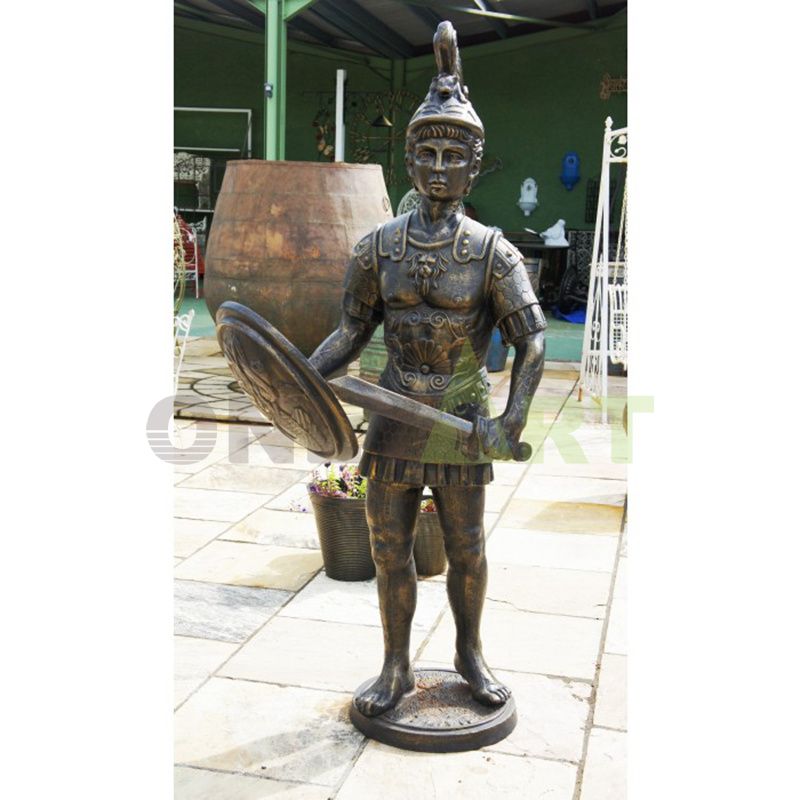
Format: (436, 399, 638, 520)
(539, 219, 568, 246)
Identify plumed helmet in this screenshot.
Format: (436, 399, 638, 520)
(407, 21, 484, 139)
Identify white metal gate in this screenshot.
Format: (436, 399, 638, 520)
(579, 117, 628, 406)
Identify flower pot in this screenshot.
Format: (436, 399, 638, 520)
(414, 508, 447, 577)
(309, 492, 375, 581)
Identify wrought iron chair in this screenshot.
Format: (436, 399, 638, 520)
(182, 227, 200, 299)
(174, 308, 196, 394)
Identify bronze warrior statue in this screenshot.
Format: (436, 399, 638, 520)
(308, 21, 547, 717)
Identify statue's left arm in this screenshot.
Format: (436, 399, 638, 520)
(484, 237, 548, 459)
(309, 230, 383, 379)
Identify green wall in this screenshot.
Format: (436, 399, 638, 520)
(283, 50, 391, 164)
(174, 25, 265, 153)
(174, 14, 626, 232)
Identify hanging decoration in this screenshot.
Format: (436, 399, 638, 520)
(517, 177, 539, 216)
(560, 151, 581, 190)
(348, 88, 420, 187)
(312, 98, 336, 161)
(599, 73, 627, 101)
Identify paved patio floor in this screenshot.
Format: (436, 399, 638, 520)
(173, 337, 628, 799)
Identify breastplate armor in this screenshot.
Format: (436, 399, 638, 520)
(362, 213, 500, 463)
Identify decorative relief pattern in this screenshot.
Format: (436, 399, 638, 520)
(406, 250, 450, 296)
(221, 329, 330, 454)
(380, 670, 500, 729)
(387, 309, 468, 340)
(384, 307, 472, 393)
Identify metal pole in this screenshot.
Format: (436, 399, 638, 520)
(264, 0, 286, 160)
(335, 68, 347, 162)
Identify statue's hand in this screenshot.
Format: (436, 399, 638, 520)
(475, 416, 531, 462)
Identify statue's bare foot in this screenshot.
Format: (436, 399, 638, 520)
(354, 662, 415, 717)
(455, 650, 511, 706)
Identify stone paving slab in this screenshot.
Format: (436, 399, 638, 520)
(488, 669, 592, 762)
(174, 540, 322, 591)
(174, 767, 332, 800)
(579, 727, 627, 800)
(420, 600, 603, 680)
(175, 487, 268, 522)
(525, 461, 628, 481)
(179, 463, 310, 496)
(219, 616, 425, 694)
(221, 508, 319, 549)
(228, 442, 327, 471)
(486, 563, 612, 619)
(498, 499, 624, 534)
(407, 660, 592, 763)
(174, 636, 238, 708)
(490, 459, 533, 486)
(264, 481, 318, 512)
(174, 677, 362, 787)
(604, 558, 627, 655)
(184, 338, 222, 358)
(484, 482, 517, 513)
(594, 653, 627, 731)
(514, 475, 627, 506)
(487, 528, 619, 573)
(174, 580, 292, 643)
(277, 572, 448, 630)
(174, 518, 233, 558)
(336, 742, 577, 800)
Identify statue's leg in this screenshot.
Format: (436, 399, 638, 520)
(432, 484, 511, 707)
(355, 478, 422, 717)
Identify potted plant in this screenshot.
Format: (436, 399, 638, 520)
(414, 497, 447, 576)
(305, 465, 447, 580)
(307, 464, 375, 581)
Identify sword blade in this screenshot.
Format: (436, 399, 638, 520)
(328, 375, 474, 436)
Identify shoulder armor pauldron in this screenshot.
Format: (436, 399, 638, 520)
(491, 236, 523, 279)
(353, 227, 378, 272)
(377, 212, 412, 262)
(451, 217, 493, 264)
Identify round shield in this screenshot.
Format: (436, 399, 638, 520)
(216, 301, 358, 461)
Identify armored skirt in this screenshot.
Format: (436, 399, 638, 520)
(359, 368, 495, 487)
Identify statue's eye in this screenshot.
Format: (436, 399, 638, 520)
(417, 150, 434, 161)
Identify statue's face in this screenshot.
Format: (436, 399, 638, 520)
(410, 137, 473, 201)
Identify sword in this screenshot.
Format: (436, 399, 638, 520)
(328, 375, 532, 462)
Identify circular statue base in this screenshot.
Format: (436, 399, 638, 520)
(349, 669, 517, 753)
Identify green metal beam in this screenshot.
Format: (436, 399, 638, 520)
(263, 0, 287, 159)
(282, 0, 317, 21)
(288, 39, 391, 74)
(473, 0, 508, 40)
(395, 1, 603, 31)
(205, 0, 264, 29)
(246, 0, 289, 158)
(175, 14, 264, 45)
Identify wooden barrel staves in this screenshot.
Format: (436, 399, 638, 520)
(205, 161, 393, 357)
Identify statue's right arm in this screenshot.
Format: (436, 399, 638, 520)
(308, 309, 379, 378)
(309, 230, 383, 379)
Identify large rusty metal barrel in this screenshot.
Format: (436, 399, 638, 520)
(205, 161, 392, 356)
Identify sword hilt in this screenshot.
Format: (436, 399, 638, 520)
(473, 417, 532, 462)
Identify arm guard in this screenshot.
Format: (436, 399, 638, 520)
(489, 237, 547, 345)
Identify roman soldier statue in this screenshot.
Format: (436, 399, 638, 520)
(307, 21, 547, 717)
